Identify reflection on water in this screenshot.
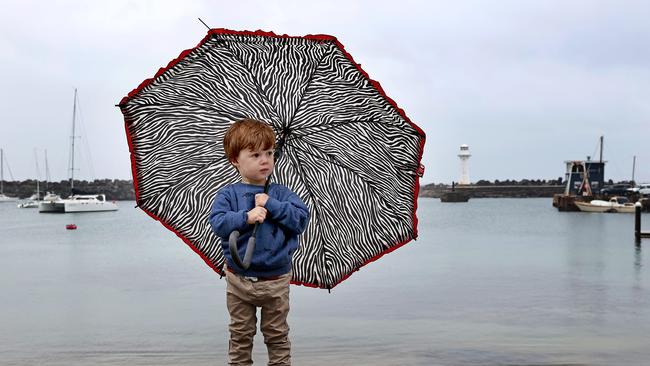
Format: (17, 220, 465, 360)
(0, 198, 649, 365)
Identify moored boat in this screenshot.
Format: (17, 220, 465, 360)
(38, 89, 119, 214)
(575, 196, 636, 213)
(17, 201, 39, 208)
(63, 194, 118, 212)
(38, 191, 65, 212)
(39, 194, 118, 213)
(0, 193, 18, 203)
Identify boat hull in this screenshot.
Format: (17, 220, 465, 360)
(64, 201, 118, 212)
(613, 205, 636, 213)
(575, 201, 636, 213)
(39, 194, 118, 213)
(39, 201, 65, 213)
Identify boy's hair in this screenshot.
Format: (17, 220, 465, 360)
(223, 118, 276, 163)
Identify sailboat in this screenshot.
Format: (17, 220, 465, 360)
(18, 150, 43, 208)
(42, 149, 61, 202)
(38, 89, 118, 213)
(0, 149, 18, 202)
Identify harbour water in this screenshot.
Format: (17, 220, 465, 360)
(1, 198, 649, 365)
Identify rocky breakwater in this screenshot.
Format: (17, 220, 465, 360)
(420, 183, 564, 198)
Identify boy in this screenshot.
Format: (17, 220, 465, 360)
(209, 118, 309, 366)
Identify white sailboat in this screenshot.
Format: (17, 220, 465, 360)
(38, 89, 118, 213)
(36, 150, 63, 211)
(43, 149, 61, 202)
(0, 148, 18, 203)
(18, 150, 44, 208)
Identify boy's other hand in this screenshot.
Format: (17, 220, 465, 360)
(255, 193, 269, 207)
(247, 206, 267, 224)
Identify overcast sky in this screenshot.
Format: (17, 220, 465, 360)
(1, 0, 648, 185)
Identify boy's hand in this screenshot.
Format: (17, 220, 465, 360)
(247, 206, 267, 224)
(255, 193, 269, 207)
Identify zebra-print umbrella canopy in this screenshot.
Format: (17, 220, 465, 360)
(119, 29, 426, 289)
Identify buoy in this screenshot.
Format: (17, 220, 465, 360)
(66, 224, 77, 230)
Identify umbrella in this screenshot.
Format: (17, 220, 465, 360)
(119, 29, 426, 289)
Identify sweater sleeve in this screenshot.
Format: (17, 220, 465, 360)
(209, 189, 248, 237)
(264, 189, 310, 235)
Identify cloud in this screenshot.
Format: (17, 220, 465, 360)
(0, 0, 648, 183)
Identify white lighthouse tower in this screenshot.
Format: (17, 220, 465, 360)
(458, 144, 471, 185)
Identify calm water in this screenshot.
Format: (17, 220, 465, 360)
(1, 198, 649, 366)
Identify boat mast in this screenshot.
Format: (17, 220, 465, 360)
(632, 155, 636, 183)
(34, 149, 40, 200)
(70, 88, 77, 192)
(45, 149, 50, 191)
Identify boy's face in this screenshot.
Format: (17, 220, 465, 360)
(232, 147, 274, 185)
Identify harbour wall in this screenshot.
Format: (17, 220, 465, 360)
(420, 184, 565, 198)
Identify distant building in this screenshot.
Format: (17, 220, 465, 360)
(458, 144, 471, 185)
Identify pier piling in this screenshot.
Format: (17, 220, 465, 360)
(636, 202, 650, 244)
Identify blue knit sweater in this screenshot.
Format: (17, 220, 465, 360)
(209, 182, 309, 277)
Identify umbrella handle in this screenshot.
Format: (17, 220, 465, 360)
(228, 230, 256, 270)
(228, 178, 270, 271)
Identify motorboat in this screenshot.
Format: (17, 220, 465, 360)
(575, 196, 636, 213)
(17, 200, 39, 208)
(18, 165, 43, 208)
(19, 192, 47, 208)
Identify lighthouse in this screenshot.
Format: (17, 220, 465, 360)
(458, 144, 471, 185)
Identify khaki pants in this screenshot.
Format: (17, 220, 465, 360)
(225, 270, 292, 366)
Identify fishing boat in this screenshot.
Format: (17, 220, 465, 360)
(553, 136, 607, 211)
(575, 196, 636, 213)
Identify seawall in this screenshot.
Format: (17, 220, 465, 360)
(420, 185, 565, 198)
